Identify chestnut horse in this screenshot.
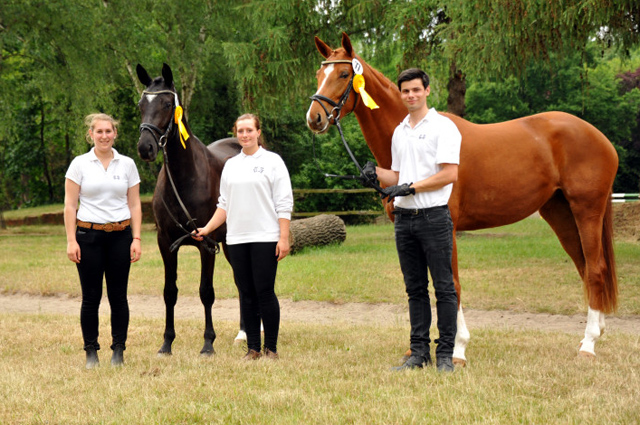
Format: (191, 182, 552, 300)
(136, 63, 241, 356)
(306, 33, 618, 364)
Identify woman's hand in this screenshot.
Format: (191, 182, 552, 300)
(130, 238, 141, 263)
(275, 237, 290, 261)
(191, 228, 207, 241)
(67, 241, 81, 263)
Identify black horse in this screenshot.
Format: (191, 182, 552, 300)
(136, 63, 241, 355)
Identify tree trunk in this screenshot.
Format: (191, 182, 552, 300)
(290, 214, 347, 254)
(447, 65, 466, 118)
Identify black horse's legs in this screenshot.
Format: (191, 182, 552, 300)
(199, 248, 216, 356)
(159, 245, 178, 355)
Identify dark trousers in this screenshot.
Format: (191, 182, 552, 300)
(394, 206, 458, 359)
(75, 227, 132, 351)
(227, 242, 280, 353)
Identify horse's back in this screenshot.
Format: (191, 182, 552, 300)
(207, 137, 242, 164)
(444, 111, 618, 230)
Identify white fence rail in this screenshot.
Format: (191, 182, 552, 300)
(612, 193, 639, 203)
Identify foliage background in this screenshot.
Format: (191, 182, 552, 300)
(1, 0, 639, 213)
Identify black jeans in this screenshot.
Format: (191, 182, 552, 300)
(227, 242, 280, 353)
(394, 206, 458, 359)
(76, 227, 132, 351)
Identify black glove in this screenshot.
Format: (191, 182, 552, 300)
(381, 183, 415, 200)
(359, 161, 378, 188)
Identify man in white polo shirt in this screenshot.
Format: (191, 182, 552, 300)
(362, 68, 461, 372)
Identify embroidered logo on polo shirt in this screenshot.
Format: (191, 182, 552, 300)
(419, 134, 427, 139)
(253, 167, 264, 174)
(113, 175, 121, 180)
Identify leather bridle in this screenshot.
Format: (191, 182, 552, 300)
(138, 89, 220, 254)
(139, 90, 177, 148)
(309, 60, 385, 195)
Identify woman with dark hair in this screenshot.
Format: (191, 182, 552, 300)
(194, 113, 293, 360)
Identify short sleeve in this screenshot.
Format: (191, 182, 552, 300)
(435, 118, 461, 165)
(65, 157, 83, 186)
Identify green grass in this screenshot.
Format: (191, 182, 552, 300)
(2, 217, 639, 315)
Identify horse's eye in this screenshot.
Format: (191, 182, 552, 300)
(340, 71, 350, 79)
(165, 102, 173, 109)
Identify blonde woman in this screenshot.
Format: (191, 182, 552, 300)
(64, 113, 142, 369)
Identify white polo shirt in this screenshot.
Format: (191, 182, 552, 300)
(391, 108, 461, 209)
(218, 147, 293, 245)
(65, 148, 141, 223)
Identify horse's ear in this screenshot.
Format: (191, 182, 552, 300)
(315, 36, 333, 59)
(161, 63, 174, 87)
(341, 32, 354, 57)
(136, 64, 152, 87)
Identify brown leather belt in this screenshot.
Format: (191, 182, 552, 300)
(77, 219, 131, 232)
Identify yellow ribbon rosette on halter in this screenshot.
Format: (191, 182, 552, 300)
(352, 74, 379, 110)
(174, 105, 190, 149)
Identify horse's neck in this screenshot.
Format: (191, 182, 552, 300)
(353, 64, 406, 169)
(164, 124, 206, 180)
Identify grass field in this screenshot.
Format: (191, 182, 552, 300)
(1, 217, 639, 315)
(1, 217, 639, 424)
(0, 314, 638, 424)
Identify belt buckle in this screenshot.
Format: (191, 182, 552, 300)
(411, 209, 419, 215)
(103, 222, 114, 232)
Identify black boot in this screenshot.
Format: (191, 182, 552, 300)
(111, 345, 124, 367)
(85, 348, 99, 370)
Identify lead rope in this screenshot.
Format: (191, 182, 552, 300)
(311, 117, 386, 196)
(159, 142, 220, 255)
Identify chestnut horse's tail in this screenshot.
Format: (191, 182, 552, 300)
(599, 195, 618, 313)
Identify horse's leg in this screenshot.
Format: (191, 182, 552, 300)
(234, 292, 248, 344)
(571, 198, 616, 358)
(541, 191, 615, 357)
(222, 243, 247, 344)
(580, 306, 606, 357)
(159, 244, 178, 355)
(539, 192, 586, 279)
(451, 233, 470, 367)
(199, 248, 216, 356)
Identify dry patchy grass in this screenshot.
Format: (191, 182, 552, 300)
(0, 313, 639, 424)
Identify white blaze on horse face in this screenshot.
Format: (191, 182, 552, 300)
(306, 64, 336, 131)
(145, 94, 158, 103)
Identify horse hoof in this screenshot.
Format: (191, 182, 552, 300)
(200, 345, 215, 357)
(578, 350, 596, 360)
(452, 357, 467, 368)
(157, 350, 172, 357)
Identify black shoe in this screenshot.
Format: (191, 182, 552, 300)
(436, 356, 454, 373)
(111, 346, 124, 367)
(85, 348, 99, 370)
(391, 355, 431, 371)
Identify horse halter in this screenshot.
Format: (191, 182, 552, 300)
(139, 90, 178, 148)
(309, 59, 357, 123)
(138, 88, 220, 255)
(309, 59, 385, 196)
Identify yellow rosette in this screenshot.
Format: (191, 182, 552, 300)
(353, 74, 379, 110)
(174, 106, 190, 149)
